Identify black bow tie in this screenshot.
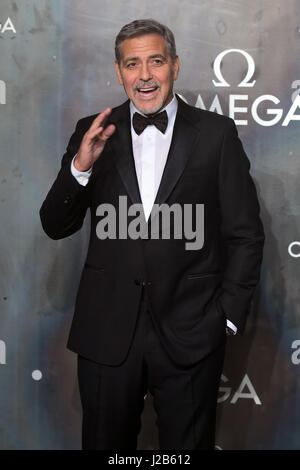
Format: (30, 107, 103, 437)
(133, 110, 168, 135)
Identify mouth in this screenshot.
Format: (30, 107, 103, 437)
(136, 86, 160, 100)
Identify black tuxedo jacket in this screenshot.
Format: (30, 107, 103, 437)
(40, 95, 265, 367)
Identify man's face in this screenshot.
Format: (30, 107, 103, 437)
(115, 34, 179, 115)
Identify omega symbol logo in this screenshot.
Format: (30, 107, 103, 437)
(212, 49, 256, 88)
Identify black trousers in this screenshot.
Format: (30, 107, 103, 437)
(77, 288, 226, 450)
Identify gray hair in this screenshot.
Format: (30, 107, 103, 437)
(115, 19, 177, 65)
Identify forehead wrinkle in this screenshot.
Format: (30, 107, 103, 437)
(123, 56, 139, 64)
(120, 34, 169, 63)
(123, 53, 167, 64)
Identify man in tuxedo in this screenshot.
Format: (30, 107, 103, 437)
(40, 19, 265, 450)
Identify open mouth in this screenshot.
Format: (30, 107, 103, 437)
(136, 86, 159, 99)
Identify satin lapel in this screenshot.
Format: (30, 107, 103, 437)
(107, 100, 142, 207)
(150, 98, 200, 211)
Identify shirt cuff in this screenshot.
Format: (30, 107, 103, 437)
(226, 319, 237, 334)
(71, 155, 92, 186)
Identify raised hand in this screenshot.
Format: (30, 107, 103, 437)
(74, 108, 116, 171)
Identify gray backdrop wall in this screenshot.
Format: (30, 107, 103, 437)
(0, 0, 299, 450)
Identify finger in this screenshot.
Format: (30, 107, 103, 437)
(89, 124, 115, 142)
(90, 108, 112, 132)
(88, 126, 104, 140)
(100, 124, 116, 141)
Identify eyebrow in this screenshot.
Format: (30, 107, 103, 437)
(123, 53, 167, 64)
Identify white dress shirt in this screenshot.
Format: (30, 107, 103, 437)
(129, 96, 177, 221)
(70, 96, 237, 334)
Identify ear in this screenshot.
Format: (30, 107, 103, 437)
(173, 56, 179, 81)
(114, 61, 124, 86)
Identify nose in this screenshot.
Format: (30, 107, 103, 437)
(139, 62, 152, 81)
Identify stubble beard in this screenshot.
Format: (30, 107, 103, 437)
(130, 81, 173, 116)
(133, 96, 165, 116)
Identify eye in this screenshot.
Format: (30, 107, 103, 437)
(127, 62, 137, 68)
(152, 59, 163, 65)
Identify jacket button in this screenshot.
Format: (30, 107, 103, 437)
(134, 280, 149, 286)
(64, 195, 72, 204)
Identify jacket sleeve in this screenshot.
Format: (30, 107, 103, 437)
(217, 118, 265, 333)
(39, 119, 91, 240)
